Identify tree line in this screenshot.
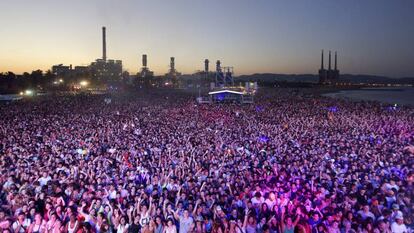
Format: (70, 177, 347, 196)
(0, 70, 56, 94)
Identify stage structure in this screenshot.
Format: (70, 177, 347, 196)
(196, 60, 257, 104)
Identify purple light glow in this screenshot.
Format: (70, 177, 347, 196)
(258, 135, 269, 143)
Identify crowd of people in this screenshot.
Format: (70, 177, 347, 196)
(0, 89, 413, 233)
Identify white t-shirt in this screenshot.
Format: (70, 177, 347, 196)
(391, 222, 407, 233)
(264, 198, 277, 209)
(165, 226, 177, 233)
(109, 190, 117, 199)
(386, 183, 399, 191)
(3, 180, 14, 189)
(117, 224, 129, 233)
(179, 216, 193, 233)
(12, 219, 31, 233)
(251, 197, 264, 206)
(391, 211, 403, 221)
(38, 176, 51, 186)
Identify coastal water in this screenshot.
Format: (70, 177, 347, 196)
(323, 87, 414, 106)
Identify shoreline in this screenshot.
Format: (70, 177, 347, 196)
(321, 87, 414, 107)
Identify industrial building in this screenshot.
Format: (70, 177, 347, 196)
(89, 27, 123, 82)
(136, 54, 155, 87)
(51, 27, 122, 84)
(51, 64, 72, 77)
(139, 54, 154, 78)
(73, 66, 89, 76)
(179, 59, 217, 89)
(163, 57, 181, 87)
(165, 57, 181, 77)
(51, 64, 89, 77)
(89, 59, 122, 81)
(319, 50, 340, 84)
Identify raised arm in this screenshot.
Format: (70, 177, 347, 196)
(148, 196, 153, 214)
(243, 208, 249, 229)
(136, 197, 142, 214)
(199, 182, 206, 192)
(315, 207, 323, 219)
(192, 199, 201, 216)
(175, 187, 182, 206)
(126, 205, 134, 224)
(162, 199, 169, 217)
(226, 183, 233, 195)
(117, 204, 126, 216)
(106, 200, 114, 214)
(293, 214, 300, 227)
(280, 207, 286, 231)
(173, 209, 180, 221)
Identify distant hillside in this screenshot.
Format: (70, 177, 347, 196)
(236, 73, 414, 84)
(236, 73, 318, 83)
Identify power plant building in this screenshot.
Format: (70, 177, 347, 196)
(51, 64, 89, 77)
(165, 57, 181, 77)
(140, 54, 154, 78)
(51, 27, 122, 83)
(89, 27, 123, 82)
(319, 50, 340, 84)
(90, 59, 122, 81)
(52, 64, 72, 77)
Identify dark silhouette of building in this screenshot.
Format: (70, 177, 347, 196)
(203, 59, 213, 81)
(73, 66, 89, 76)
(204, 59, 209, 73)
(90, 59, 122, 82)
(332, 51, 340, 81)
(319, 50, 340, 84)
(52, 64, 72, 77)
(51, 27, 121, 83)
(165, 57, 181, 77)
(140, 54, 154, 78)
(214, 60, 234, 87)
(138, 54, 155, 87)
(102, 26, 107, 61)
(51, 64, 89, 78)
(89, 27, 123, 82)
(165, 57, 181, 87)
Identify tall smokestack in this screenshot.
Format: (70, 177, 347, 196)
(170, 57, 175, 71)
(216, 60, 221, 72)
(102, 27, 107, 61)
(321, 50, 324, 70)
(328, 50, 331, 71)
(334, 51, 337, 70)
(142, 54, 147, 67)
(204, 59, 209, 73)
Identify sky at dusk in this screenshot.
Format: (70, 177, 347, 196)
(0, 0, 413, 77)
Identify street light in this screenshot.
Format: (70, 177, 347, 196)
(80, 81, 88, 87)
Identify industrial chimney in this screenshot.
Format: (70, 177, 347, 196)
(102, 27, 107, 61)
(204, 59, 209, 73)
(328, 50, 332, 71)
(321, 50, 324, 70)
(142, 54, 147, 67)
(333, 51, 340, 80)
(170, 57, 175, 71)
